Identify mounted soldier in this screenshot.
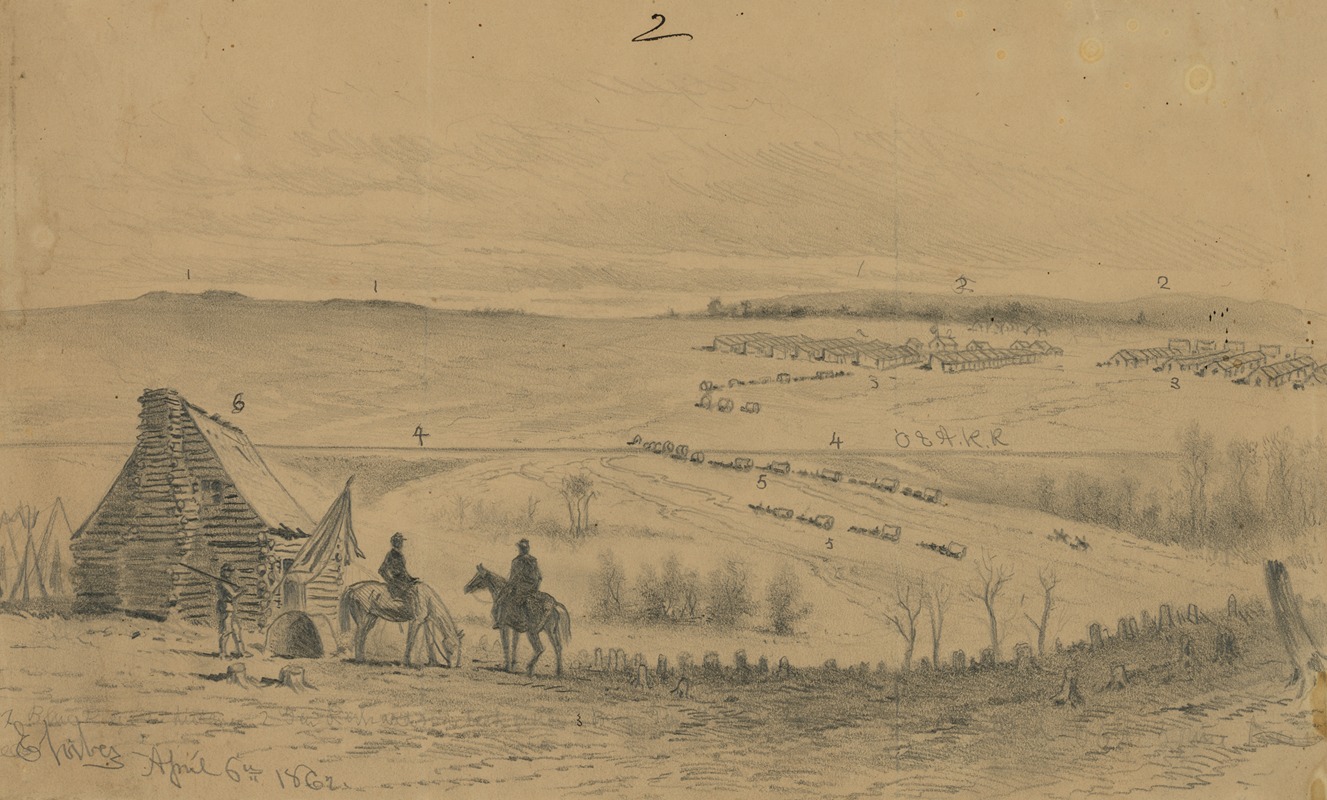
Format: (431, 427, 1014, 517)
(493, 538, 541, 630)
(379, 532, 420, 613)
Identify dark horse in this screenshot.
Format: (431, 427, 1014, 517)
(463, 565, 571, 676)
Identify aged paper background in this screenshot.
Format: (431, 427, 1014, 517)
(1, 1, 1325, 798)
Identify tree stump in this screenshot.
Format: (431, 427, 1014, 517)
(593, 647, 604, 671)
(224, 663, 253, 687)
(670, 676, 691, 698)
(1014, 643, 1034, 671)
(776, 656, 791, 678)
(1187, 603, 1201, 624)
(657, 654, 669, 682)
(1106, 663, 1129, 690)
(1140, 610, 1155, 636)
(734, 650, 749, 674)
(1159, 604, 1174, 629)
(951, 650, 966, 671)
(1052, 667, 1084, 708)
(823, 658, 838, 671)
(278, 665, 315, 691)
(1227, 594, 1238, 618)
(756, 655, 769, 675)
(1088, 622, 1104, 650)
(979, 648, 995, 668)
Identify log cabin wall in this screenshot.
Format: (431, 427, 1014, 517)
(73, 388, 308, 626)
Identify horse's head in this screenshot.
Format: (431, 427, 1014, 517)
(463, 564, 488, 595)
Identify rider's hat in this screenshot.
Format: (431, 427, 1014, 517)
(391, 532, 406, 546)
(517, 538, 530, 548)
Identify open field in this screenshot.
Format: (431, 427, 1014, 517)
(0, 600, 1322, 799)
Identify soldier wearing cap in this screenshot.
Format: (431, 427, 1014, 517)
(216, 563, 248, 658)
(379, 532, 420, 604)
(493, 538, 542, 629)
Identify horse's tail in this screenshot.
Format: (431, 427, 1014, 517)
(556, 602, 572, 642)
(338, 586, 357, 633)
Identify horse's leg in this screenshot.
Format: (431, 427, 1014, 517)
(500, 627, 512, 672)
(526, 630, 544, 677)
(550, 616, 563, 677)
(423, 612, 440, 667)
(404, 620, 419, 667)
(356, 615, 377, 663)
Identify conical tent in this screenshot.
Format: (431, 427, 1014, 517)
(287, 477, 364, 586)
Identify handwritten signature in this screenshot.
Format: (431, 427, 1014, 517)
(1, 708, 343, 790)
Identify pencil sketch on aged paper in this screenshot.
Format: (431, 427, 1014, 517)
(1, 2, 1324, 797)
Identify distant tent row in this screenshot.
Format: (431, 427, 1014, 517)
(710, 330, 1062, 374)
(1103, 343, 1321, 388)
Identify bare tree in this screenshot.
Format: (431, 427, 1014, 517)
(590, 550, 626, 620)
(884, 581, 923, 671)
(1022, 567, 1059, 656)
(525, 495, 541, 523)
(453, 495, 470, 526)
(925, 582, 952, 668)
(966, 553, 1014, 661)
(1178, 422, 1214, 542)
(560, 475, 596, 537)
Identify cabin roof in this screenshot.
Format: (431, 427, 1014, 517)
(186, 403, 314, 533)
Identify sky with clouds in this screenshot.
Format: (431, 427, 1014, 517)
(4, 0, 1325, 315)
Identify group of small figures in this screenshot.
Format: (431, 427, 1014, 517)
(1048, 528, 1090, 551)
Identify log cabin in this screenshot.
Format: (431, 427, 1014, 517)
(71, 388, 355, 626)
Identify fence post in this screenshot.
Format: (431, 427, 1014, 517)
(1014, 643, 1033, 670)
(702, 651, 722, 674)
(677, 652, 693, 675)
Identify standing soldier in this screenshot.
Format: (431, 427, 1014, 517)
(217, 563, 249, 658)
(493, 538, 542, 629)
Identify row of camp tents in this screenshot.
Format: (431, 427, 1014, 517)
(1104, 342, 1324, 388)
